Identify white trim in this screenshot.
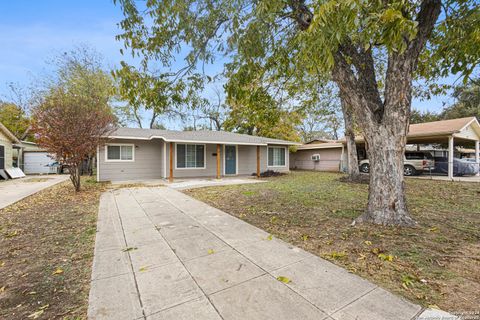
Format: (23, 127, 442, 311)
(174, 143, 207, 170)
(448, 136, 454, 179)
(163, 142, 167, 178)
(96, 146, 100, 182)
(223, 144, 238, 175)
(105, 135, 301, 146)
(296, 144, 344, 150)
(105, 143, 135, 162)
(458, 117, 479, 133)
(267, 146, 287, 168)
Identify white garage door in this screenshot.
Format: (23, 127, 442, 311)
(24, 152, 55, 174)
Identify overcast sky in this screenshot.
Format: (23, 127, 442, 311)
(0, 0, 456, 127)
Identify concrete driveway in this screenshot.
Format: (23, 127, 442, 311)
(89, 187, 451, 320)
(0, 175, 69, 209)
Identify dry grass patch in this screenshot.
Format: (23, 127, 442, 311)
(186, 171, 480, 313)
(0, 177, 108, 320)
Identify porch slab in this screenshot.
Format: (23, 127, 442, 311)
(89, 187, 455, 320)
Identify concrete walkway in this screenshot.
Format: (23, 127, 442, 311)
(0, 175, 69, 209)
(89, 187, 452, 320)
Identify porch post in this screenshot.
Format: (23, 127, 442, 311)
(475, 140, 479, 176)
(256, 146, 260, 178)
(216, 144, 221, 179)
(448, 136, 454, 180)
(169, 142, 174, 182)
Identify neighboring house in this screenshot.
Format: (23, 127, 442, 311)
(97, 128, 299, 182)
(291, 117, 480, 179)
(13, 141, 54, 174)
(0, 122, 20, 173)
(290, 142, 346, 172)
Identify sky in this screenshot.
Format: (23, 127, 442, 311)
(0, 1, 456, 127)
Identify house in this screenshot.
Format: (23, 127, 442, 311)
(0, 122, 20, 175)
(291, 117, 480, 179)
(290, 141, 346, 172)
(13, 141, 54, 174)
(97, 128, 299, 182)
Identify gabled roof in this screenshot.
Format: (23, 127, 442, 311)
(108, 128, 300, 146)
(408, 117, 480, 137)
(305, 138, 337, 144)
(298, 117, 480, 150)
(0, 122, 20, 143)
(297, 142, 344, 150)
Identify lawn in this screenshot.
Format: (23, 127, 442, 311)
(186, 171, 480, 313)
(0, 177, 108, 320)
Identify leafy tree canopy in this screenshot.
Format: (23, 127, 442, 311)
(0, 102, 31, 140)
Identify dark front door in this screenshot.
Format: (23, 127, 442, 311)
(0, 145, 5, 170)
(225, 145, 236, 175)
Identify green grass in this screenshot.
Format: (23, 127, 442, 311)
(186, 171, 480, 312)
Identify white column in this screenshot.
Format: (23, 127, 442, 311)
(475, 140, 479, 176)
(448, 136, 454, 179)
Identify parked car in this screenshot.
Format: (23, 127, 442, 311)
(431, 157, 479, 176)
(359, 151, 435, 176)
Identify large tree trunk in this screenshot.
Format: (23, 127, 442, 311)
(290, 0, 441, 226)
(356, 125, 415, 226)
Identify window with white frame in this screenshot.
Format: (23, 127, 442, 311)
(106, 145, 134, 161)
(176, 144, 205, 168)
(268, 146, 286, 166)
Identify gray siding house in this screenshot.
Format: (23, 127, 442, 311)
(97, 128, 299, 182)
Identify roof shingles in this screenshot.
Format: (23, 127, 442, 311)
(108, 128, 299, 145)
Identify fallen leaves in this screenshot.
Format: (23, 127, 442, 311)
(276, 276, 291, 284)
(401, 275, 415, 289)
(122, 247, 138, 252)
(207, 249, 215, 255)
(266, 234, 273, 241)
(27, 304, 49, 319)
(378, 253, 394, 262)
(328, 251, 348, 260)
(4, 230, 19, 238)
(52, 268, 64, 275)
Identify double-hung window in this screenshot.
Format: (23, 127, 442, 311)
(176, 144, 205, 169)
(268, 146, 286, 167)
(106, 144, 134, 161)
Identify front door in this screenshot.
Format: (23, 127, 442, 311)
(225, 145, 236, 175)
(0, 145, 4, 170)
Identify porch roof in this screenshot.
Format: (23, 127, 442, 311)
(107, 127, 300, 146)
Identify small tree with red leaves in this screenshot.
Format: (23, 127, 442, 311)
(32, 89, 116, 191)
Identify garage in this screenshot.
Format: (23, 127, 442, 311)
(23, 151, 55, 174)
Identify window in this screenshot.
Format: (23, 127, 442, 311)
(106, 145, 134, 161)
(176, 144, 205, 168)
(268, 147, 286, 167)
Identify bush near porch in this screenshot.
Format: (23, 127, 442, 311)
(186, 171, 480, 312)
